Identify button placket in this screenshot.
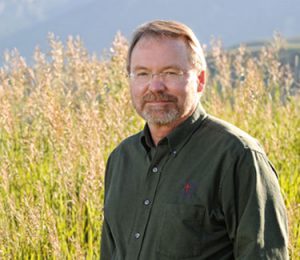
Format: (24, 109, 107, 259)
(127, 144, 169, 258)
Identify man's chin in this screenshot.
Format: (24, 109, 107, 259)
(142, 111, 179, 126)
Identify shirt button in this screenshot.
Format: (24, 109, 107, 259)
(143, 199, 151, 206)
(152, 167, 158, 173)
(134, 232, 141, 239)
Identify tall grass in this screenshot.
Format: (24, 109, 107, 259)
(0, 33, 298, 259)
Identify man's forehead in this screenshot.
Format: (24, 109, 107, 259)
(129, 35, 193, 72)
(131, 47, 190, 70)
(134, 34, 186, 48)
(131, 36, 189, 59)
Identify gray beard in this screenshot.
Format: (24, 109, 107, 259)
(138, 92, 180, 125)
(141, 107, 180, 126)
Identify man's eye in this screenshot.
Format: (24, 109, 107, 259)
(136, 72, 150, 77)
(164, 71, 179, 76)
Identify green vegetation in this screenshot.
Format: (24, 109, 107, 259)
(0, 33, 299, 259)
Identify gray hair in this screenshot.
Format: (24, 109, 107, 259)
(126, 20, 207, 74)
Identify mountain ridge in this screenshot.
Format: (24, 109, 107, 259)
(1, 0, 299, 64)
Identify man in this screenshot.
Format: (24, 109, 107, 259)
(101, 20, 289, 259)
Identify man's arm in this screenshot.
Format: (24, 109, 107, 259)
(221, 149, 289, 259)
(100, 155, 116, 260)
(100, 218, 115, 260)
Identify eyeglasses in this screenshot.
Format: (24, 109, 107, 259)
(128, 70, 191, 85)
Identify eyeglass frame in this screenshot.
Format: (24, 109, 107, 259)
(128, 69, 195, 85)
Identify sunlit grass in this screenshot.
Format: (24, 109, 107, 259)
(0, 33, 299, 259)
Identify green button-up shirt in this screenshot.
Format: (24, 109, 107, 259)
(101, 104, 289, 260)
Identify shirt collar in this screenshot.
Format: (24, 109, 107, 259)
(140, 103, 207, 154)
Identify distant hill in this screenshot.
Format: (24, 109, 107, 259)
(236, 38, 300, 72)
(0, 0, 299, 65)
(206, 37, 300, 94)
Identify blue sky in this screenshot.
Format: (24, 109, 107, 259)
(0, 0, 299, 64)
(0, 0, 90, 38)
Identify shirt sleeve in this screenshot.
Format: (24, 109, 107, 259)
(100, 218, 115, 260)
(220, 149, 289, 259)
(100, 155, 116, 260)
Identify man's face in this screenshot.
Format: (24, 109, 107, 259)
(129, 36, 203, 127)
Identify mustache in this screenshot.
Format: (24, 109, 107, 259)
(143, 92, 178, 102)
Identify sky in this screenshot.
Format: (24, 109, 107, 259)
(0, 0, 299, 65)
(0, 0, 88, 38)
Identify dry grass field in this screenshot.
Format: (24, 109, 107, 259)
(0, 33, 299, 259)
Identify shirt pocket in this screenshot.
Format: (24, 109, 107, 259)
(157, 204, 205, 259)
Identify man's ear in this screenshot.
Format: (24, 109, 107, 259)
(197, 70, 206, 93)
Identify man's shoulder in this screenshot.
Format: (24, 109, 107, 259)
(110, 131, 143, 157)
(202, 115, 265, 154)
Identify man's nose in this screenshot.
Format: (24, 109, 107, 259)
(148, 75, 166, 92)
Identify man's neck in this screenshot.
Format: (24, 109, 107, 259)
(148, 116, 188, 146)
